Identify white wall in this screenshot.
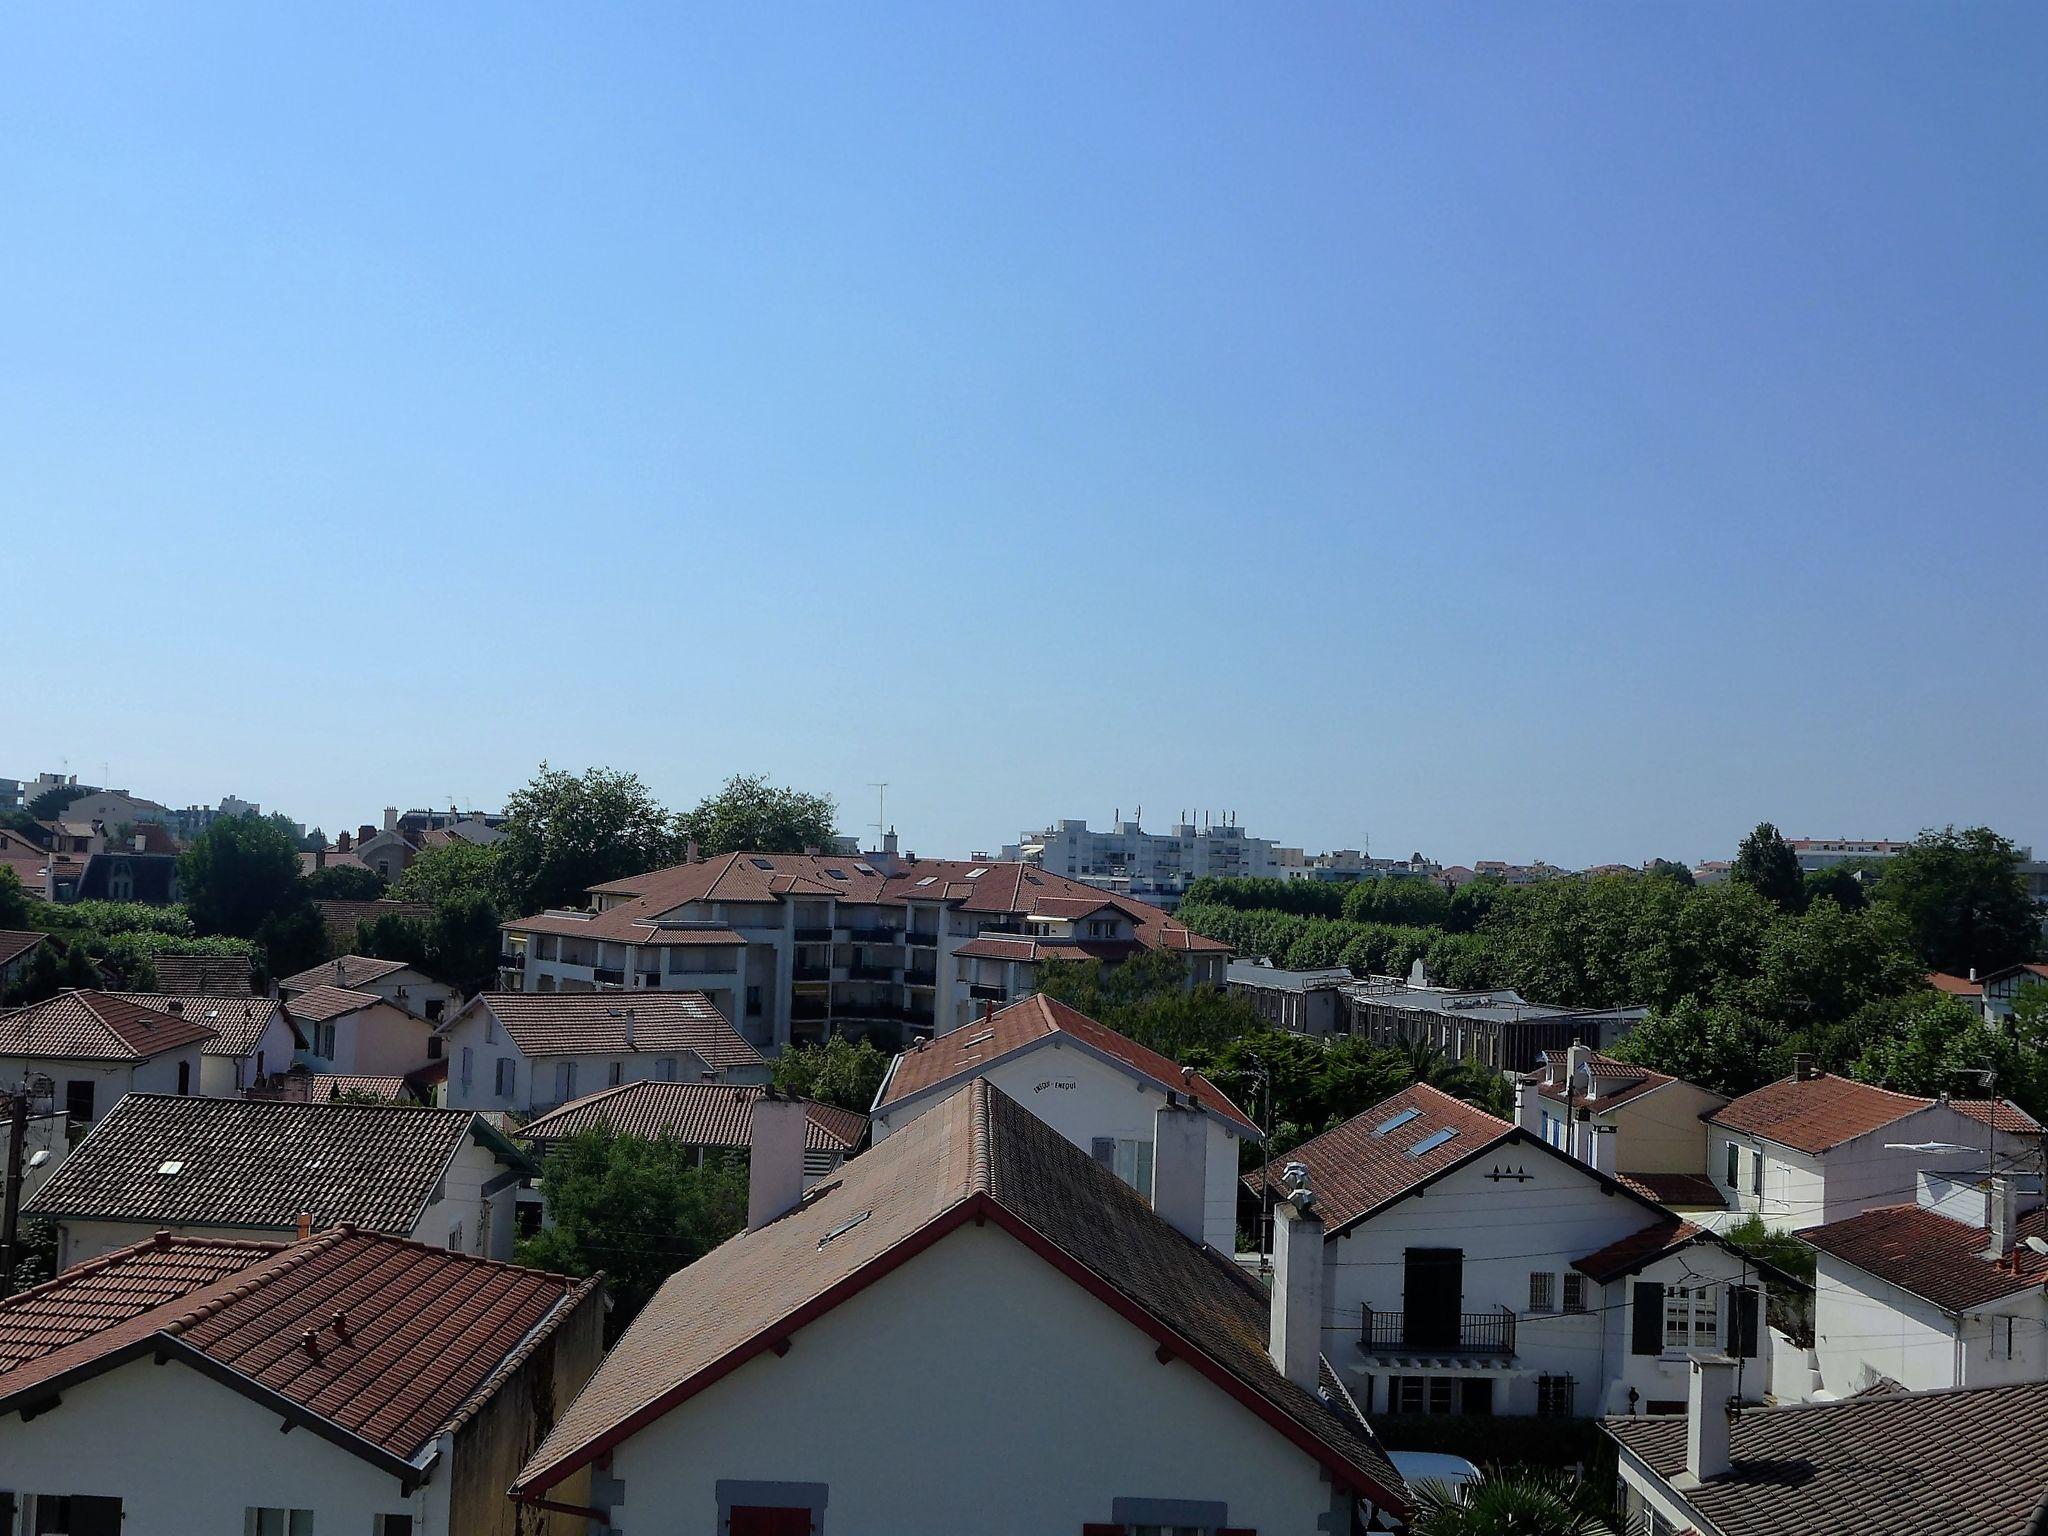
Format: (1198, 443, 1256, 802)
(871, 1040, 1246, 1252)
(301, 1001, 435, 1077)
(0, 1049, 200, 1125)
(0, 1348, 446, 1534)
(198, 1013, 301, 1097)
(602, 1220, 1360, 1535)
(1813, 1255, 2048, 1395)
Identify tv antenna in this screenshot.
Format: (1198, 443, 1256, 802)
(868, 783, 888, 849)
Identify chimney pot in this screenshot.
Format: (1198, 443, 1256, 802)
(1791, 1053, 1814, 1083)
(331, 1311, 350, 1342)
(1986, 1175, 2019, 1261)
(1513, 1076, 1542, 1134)
(295, 1212, 313, 1241)
(302, 1330, 321, 1361)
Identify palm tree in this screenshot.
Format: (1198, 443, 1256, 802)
(1406, 1466, 1613, 1536)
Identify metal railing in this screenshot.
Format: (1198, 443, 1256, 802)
(1360, 1304, 1516, 1356)
(794, 926, 833, 943)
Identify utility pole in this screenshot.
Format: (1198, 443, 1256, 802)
(0, 1089, 28, 1300)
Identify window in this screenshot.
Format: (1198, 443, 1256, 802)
(608, 1061, 623, 1087)
(373, 1518, 413, 1536)
(1111, 1138, 1154, 1196)
(460, 1046, 474, 1088)
(35, 1497, 123, 1536)
(485, 1014, 496, 1043)
(320, 1023, 337, 1059)
(1562, 1273, 1588, 1314)
(494, 1058, 515, 1097)
(427, 1036, 443, 1059)
(2006, 1316, 2018, 1361)
(176, 1061, 191, 1095)
(1663, 1285, 1718, 1350)
(447, 1222, 463, 1252)
(1725, 1141, 1739, 1189)
(1529, 1272, 1556, 1313)
(1535, 1374, 1576, 1417)
(425, 999, 444, 1022)
(244, 1511, 313, 1536)
(1388, 1375, 1460, 1414)
(1751, 1148, 1763, 1196)
(64, 1080, 94, 1124)
(746, 985, 763, 1017)
(656, 1057, 677, 1081)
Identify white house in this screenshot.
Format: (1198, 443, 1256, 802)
(1518, 1045, 1729, 1213)
(279, 954, 458, 1024)
(1801, 1172, 2048, 1396)
(436, 990, 770, 1117)
(1705, 1063, 2041, 1231)
(1252, 1083, 1791, 1420)
(870, 993, 1258, 1253)
(26, 1093, 536, 1268)
(284, 985, 437, 1077)
(522, 1080, 866, 1185)
(115, 992, 301, 1097)
(0, 1227, 603, 1536)
(0, 990, 214, 1128)
(509, 1078, 1412, 1534)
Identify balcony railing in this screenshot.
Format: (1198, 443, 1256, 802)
(498, 952, 525, 969)
(790, 1000, 829, 1021)
(793, 965, 830, 982)
(794, 926, 833, 943)
(968, 983, 1007, 1002)
(1359, 1305, 1516, 1357)
(905, 931, 939, 948)
(592, 966, 625, 985)
(844, 928, 903, 945)
(847, 963, 897, 981)
(905, 969, 937, 988)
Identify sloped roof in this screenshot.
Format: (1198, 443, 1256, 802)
(1617, 1170, 1725, 1208)
(1801, 1203, 2048, 1313)
(874, 993, 1258, 1136)
(1572, 1217, 1708, 1283)
(1532, 1049, 1681, 1111)
(0, 1234, 282, 1373)
(0, 930, 45, 969)
(1243, 1083, 1513, 1232)
(512, 1079, 1404, 1511)
(249, 1072, 417, 1105)
(0, 1227, 593, 1467)
(113, 992, 296, 1060)
(1605, 1379, 2048, 1536)
(0, 989, 217, 1062)
(283, 984, 391, 1024)
(1954, 1099, 2043, 1135)
(278, 954, 414, 992)
(26, 1095, 528, 1234)
(522, 1081, 866, 1153)
(312, 898, 433, 950)
(502, 909, 746, 945)
(136, 954, 256, 997)
(1929, 971, 1985, 998)
(1711, 1072, 2039, 1153)
(457, 992, 764, 1068)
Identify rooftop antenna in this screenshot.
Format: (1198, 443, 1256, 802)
(868, 783, 888, 849)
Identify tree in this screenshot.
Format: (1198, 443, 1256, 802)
(773, 1036, 889, 1113)
(1406, 1465, 1609, 1536)
(304, 864, 386, 900)
(178, 812, 327, 975)
(1801, 864, 1870, 913)
(675, 774, 838, 858)
(1851, 990, 2047, 1117)
(26, 783, 92, 820)
(355, 912, 433, 969)
(495, 764, 683, 916)
(0, 867, 29, 928)
(1873, 826, 2040, 976)
(517, 1130, 747, 1337)
(1645, 858, 1696, 887)
(391, 840, 502, 908)
(1609, 995, 1784, 1098)
(1, 936, 103, 1006)
(1732, 822, 1804, 912)
(428, 888, 507, 996)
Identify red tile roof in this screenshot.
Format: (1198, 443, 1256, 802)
(457, 992, 764, 1069)
(875, 993, 1258, 1136)
(0, 989, 217, 1062)
(1533, 1049, 1676, 1111)
(114, 992, 296, 1060)
(0, 930, 44, 969)
(312, 898, 433, 950)
(247, 1072, 416, 1104)
(1711, 1072, 2039, 1153)
(502, 910, 747, 946)
(0, 1227, 594, 1465)
(282, 983, 391, 1024)
(279, 955, 415, 992)
(521, 1080, 865, 1153)
(1243, 1083, 1513, 1232)
(1928, 971, 1985, 998)
(1572, 1217, 1707, 1283)
(513, 1079, 1403, 1512)
(952, 935, 1142, 965)
(135, 954, 258, 997)
(1617, 1171, 1725, 1208)
(0, 1235, 283, 1373)
(1802, 1202, 2048, 1312)
(1953, 1099, 2043, 1135)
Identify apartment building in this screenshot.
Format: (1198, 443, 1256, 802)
(1002, 813, 1299, 907)
(1227, 960, 1352, 1035)
(1341, 965, 1646, 1074)
(499, 851, 1230, 1051)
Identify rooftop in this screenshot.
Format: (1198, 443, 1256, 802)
(0, 930, 45, 970)
(282, 983, 391, 1024)
(278, 954, 416, 992)
(0, 989, 217, 1062)
(1710, 1071, 2040, 1154)
(1801, 1202, 2048, 1313)
(521, 1080, 866, 1153)
(453, 991, 764, 1068)
(111, 992, 297, 1060)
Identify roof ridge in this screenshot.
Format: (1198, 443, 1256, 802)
(0, 1233, 284, 1315)
(968, 1078, 994, 1196)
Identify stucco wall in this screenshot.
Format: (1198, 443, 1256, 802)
(1611, 1080, 1724, 1175)
(601, 1220, 1357, 1535)
(199, 1013, 301, 1096)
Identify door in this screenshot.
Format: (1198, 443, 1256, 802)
(728, 1510, 813, 1536)
(1403, 1247, 1463, 1348)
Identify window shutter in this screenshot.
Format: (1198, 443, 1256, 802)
(1631, 1282, 1664, 1355)
(1082, 1526, 1124, 1536)
(1730, 1284, 1760, 1358)
(1090, 1137, 1116, 1165)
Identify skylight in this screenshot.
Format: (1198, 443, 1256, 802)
(854, 862, 877, 874)
(818, 1210, 872, 1249)
(1374, 1108, 1422, 1137)
(825, 869, 848, 880)
(966, 867, 988, 879)
(915, 876, 936, 887)
(1407, 1128, 1460, 1158)
(750, 858, 774, 870)
(156, 1160, 184, 1176)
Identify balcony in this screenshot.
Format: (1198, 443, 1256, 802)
(847, 962, 897, 981)
(968, 983, 1007, 1002)
(903, 1005, 935, 1028)
(794, 926, 833, 943)
(592, 967, 625, 986)
(790, 999, 829, 1021)
(793, 964, 830, 982)
(497, 952, 525, 970)
(905, 968, 937, 988)
(844, 928, 903, 946)
(905, 931, 939, 949)
(1359, 1305, 1516, 1357)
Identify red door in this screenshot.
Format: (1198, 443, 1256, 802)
(728, 1509, 813, 1536)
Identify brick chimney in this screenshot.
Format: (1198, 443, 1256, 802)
(336, 830, 352, 853)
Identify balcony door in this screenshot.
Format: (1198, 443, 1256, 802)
(1403, 1247, 1463, 1348)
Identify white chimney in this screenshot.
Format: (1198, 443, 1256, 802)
(747, 1089, 808, 1231)
(1513, 1077, 1543, 1134)
(1566, 1040, 1592, 1096)
(1584, 1119, 1617, 1179)
(383, 806, 399, 834)
(1681, 1354, 1738, 1486)
(1985, 1175, 2019, 1261)
(1268, 1181, 1325, 1393)
(1150, 1098, 1208, 1244)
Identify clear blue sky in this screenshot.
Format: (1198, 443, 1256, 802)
(6, 4, 2043, 868)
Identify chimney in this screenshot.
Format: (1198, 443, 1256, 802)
(295, 1212, 313, 1241)
(315, 846, 328, 870)
(358, 824, 375, 846)
(1790, 1053, 1814, 1083)
(1566, 1040, 1592, 1096)
(1268, 1179, 1325, 1392)
(1512, 1076, 1543, 1134)
(1681, 1354, 1738, 1485)
(747, 1088, 809, 1231)
(383, 806, 398, 834)
(1583, 1118, 1617, 1178)
(333, 958, 344, 984)
(1150, 1098, 1208, 1243)
(336, 830, 352, 853)
(623, 1008, 635, 1048)
(1986, 1175, 2019, 1261)
(686, 839, 700, 866)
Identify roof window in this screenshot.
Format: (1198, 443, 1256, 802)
(751, 858, 775, 870)
(854, 862, 877, 874)
(825, 869, 848, 880)
(915, 877, 936, 887)
(965, 867, 987, 879)
(1374, 1108, 1422, 1137)
(1407, 1128, 1460, 1158)
(818, 1210, 872, 1249)
(156, 1160, 184, 1176)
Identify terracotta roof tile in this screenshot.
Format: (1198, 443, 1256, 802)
(876, 993, 1258, 1136)
(0, 930, 45, 969)
(1617, 1171, 1725, 1207)
(1802, 1203, 2048, 1312)
(0, 989, 217, 1062)
(503, 910, 746, 945)
(0, 1227, 589, 1462)
(248, 1072, 417, 1104)
(113, 992, 296, 1060)
(1711, 1072, 2038, 1153)
(135, 954, 257, 997)
(515, 1080, 1403, 1511)
(1604, 1379, 2048, 1536)
(456, 992, 763, 1069)
(1243, 1084, 1513, 1232)
(1953, 1099, 2043, 1135)
(522, 1081, 866, 1153)
(1929, 971, 1985, 998)
(27, 1094, 526, 1234)
(279, 955, 414, 992)
(1572, 1217, 1706, 1283)
(312, 898, 432, 950)
(282, 984, 389, 1024)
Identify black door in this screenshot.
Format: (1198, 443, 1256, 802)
(1403, 1247, 1463, 1347)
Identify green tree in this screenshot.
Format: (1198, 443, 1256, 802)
(1801, 863, 1871, 913)
(1851, 990, 2046, 1117)
(675, 773, 838, 858)
(381, 842, 506, 993)
(1873, 826, 2040, 976)
(428, 888, 507, 996)
(1645, 858, 1696, 887)
(495, 764, 683, 916)
(1, 936, 103, 1006)
(304, 864, 387, 900)
(180, 812, 312, 940)
(1406, 1465, 1610, 1536)
(1610, 995, 1784, 1098)
(355, 911, 433, 968)
(1732, 822, 1804, 912)
(391, 839, 502, 907)
(1037, 949, 1259, 1062)
(0, 867, 29, 928)
(517, 1130, 747, 1337)
(773, 1036, 890, 1113)
(26, 784, 92, 820)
